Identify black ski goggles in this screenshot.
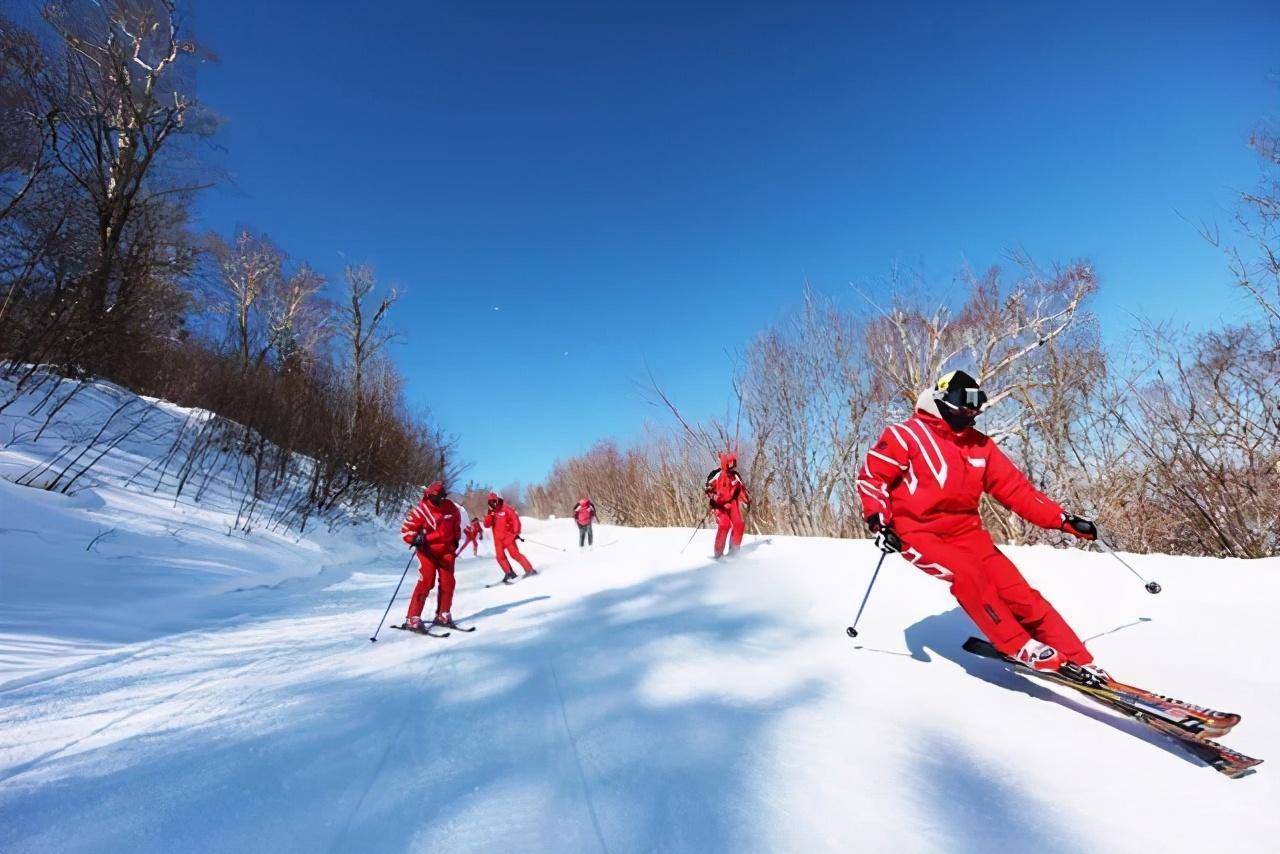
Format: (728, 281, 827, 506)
(940, 386, 988, 413)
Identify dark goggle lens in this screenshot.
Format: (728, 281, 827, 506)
(941, 387, 986, 415)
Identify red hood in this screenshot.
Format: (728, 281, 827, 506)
(914, 408, 980, 441)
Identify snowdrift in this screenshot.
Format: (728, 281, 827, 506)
(0, 374, 388, 689)
(2, 381, 1278, 852)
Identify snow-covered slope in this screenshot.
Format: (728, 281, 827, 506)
(2, 385, 1278, 853)
(0, 375, 387, 689)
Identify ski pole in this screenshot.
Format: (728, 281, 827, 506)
(517, 535, 567, 553)
(679, 509, 711, 554)
(1095, 535, 1161, 594)
(369, 550, 417, 642)
(846, 551, 888, 638)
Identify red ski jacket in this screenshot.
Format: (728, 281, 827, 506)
(857, 408, 1064, 538)
(484, 503, 523, 542)
(401, 497, 463, 551)
(705, 469, 750, 509)
(462, 519, 483, 542)
(573, 500, 596, 525)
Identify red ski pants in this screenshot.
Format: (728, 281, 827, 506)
(462, 532, 479, 555)
(900, 527, 1092, 664)
(408, 548, 456, 619)
(494, 537, 533, 575)
(713, 503, 745, 557)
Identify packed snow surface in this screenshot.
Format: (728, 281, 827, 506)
(2, 380, 1278, 852)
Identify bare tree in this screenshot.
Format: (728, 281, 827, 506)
(35, 0, 213, 372)
(1230, 122, 1280, 328)
(209, 228, 283, 370)
(741, 287, 876, 536)
(530, 264, 1103, 544)
(264, 262, 328, 372)
(339, 263, 397, 434)
(0, 13, 54, 225)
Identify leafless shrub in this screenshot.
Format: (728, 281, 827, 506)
(531, 265, 1103, 543)
(1093, 323, 1280, 557)
(740, 287, 876, 537)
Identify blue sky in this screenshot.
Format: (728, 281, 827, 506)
(189, 0, 1279, 488)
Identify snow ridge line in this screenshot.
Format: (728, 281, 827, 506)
(550, 663, 610, 854)
(0, 624, 228, 696)
(0, 643, 297, 785)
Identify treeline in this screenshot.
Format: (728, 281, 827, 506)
(528, 125, 1280, 558)
(0, 3, 454, 530)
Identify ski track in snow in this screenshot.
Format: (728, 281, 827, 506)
(2, 378, 1280, 852)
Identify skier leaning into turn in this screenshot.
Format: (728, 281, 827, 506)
(856, 370, 1105, 677)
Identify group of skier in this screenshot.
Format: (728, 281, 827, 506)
(398, 481, 610, 629)
(397, 368, 1103, 676)
(398, 488, 537, 631)
(388, 366, 1262, 775)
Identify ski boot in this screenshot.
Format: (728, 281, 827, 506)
(523, 569, 538, 577)
(503, 572, 518, 583)
(433, 612, 456, 630)
(402, 616, 429, 634)
(1079, 663, 1111, 684)
(1014, 639, 1065, 673)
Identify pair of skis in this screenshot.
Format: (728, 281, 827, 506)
(484, 570, 539, 589)
(963, 637, 1261, 779)
(391, 621, 476, 639)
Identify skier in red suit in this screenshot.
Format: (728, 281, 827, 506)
(461, 518, 483, 556)
(705, 451, 751, 558)
(484, 491, 536, 582)
(400, 481, 463, 630)
(856, 370, 1103, 677)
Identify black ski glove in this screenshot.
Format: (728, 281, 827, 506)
(874, 527, 903, 554)
(1061, 514, 1097, 541)
(866, 513, 902, 554)
(411, 532, 426, 549)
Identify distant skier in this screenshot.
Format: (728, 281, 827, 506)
(705, 451, 751, 558)
(399, 481, 463, 631)
(856, 370, 1103, 676)
(572, 493, 598, 548)
(461, 517, 483, 556)
(484, 491, 536, 582)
